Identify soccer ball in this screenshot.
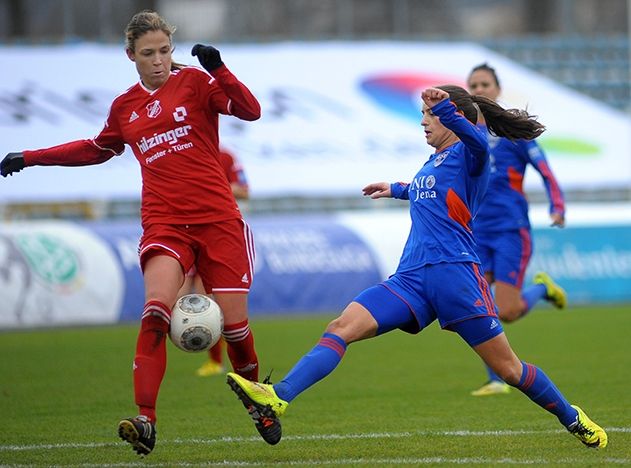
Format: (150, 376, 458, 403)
(169, 294, 223, 352)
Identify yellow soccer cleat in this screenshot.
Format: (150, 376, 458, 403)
(534, 272, 567, 309)
(568, 405, 608, 449)
(470, 380, 511, 397)
(196, 359, 225, 377)
(226, 372, 289, 445)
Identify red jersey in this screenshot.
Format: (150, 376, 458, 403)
(23, 65, 260, 227)
(218, 149, 248, 188)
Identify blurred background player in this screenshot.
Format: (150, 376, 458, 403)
(0, 10, 261, 456)
(177, 147, 250, 377)
(467, 63, 568, 397)
(225, 86, 607, 450)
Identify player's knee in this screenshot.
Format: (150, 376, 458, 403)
(496, 364, 522, 386)
(325, 316, 347, 336)
(325, 315, 373, 344)
(497, 303, 523, 323)
(145, 290, 177, 310)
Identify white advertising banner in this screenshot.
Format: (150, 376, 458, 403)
(0, 221, 124, 327)
(1, 204, 630, 328)
(0, 42, 629, 202)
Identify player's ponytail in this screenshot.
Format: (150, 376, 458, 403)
(474, 95, 545, 140)
(436, 85, 545, 141)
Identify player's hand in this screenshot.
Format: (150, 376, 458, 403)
(362, 182, 391, 199)
(421, 87, 449, 108)
(550, 212, 565, 228)
(192, 44, 224, 72)
(1, 152, 25, 177)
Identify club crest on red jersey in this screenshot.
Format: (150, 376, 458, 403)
(146, 100, 162, 118)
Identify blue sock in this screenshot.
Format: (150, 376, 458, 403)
(274, 333, 347, 402)
(511, 361, 578, 427)
(521, 284, 547, 313)
(486, 366, 503, 383)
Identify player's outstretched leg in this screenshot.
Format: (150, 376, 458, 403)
(533, 272, 567, 309)
(118, 416, 156, 455)
(567, 405, 608, 448)
(510, 361, 607, 449)
(226, 372, 288, 445)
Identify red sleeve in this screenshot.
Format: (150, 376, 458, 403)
(24, 140, 120, 167)
(23, 104, 126, 167)
(202, 65, 261, 121)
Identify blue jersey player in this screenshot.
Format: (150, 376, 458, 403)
(226, 86, 607, 450)
(468, 63, 568, 397)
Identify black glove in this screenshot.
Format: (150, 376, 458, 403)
(192, 44, 224, 72)
(1, 152, 25, 177)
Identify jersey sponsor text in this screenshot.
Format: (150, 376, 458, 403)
(136, 125, 193, 154)
(411, 175, 438, 202)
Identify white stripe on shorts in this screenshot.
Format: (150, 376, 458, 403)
(242, 219, 255, 285)
(139, 242, 181, 259)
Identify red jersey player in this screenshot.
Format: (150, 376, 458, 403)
(1, 11, 260, 456)
(219, 149, 250, 201)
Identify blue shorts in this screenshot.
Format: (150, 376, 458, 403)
(354, 262, 503, 347)
(475, 228, 532, 288)
(449, 315, 504, 347)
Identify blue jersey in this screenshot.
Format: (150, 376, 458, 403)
(472, 134, 565, 233)
(391, 99, 490, 272)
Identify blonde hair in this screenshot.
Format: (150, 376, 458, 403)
(124, 10, 183, 70)
(125, 10, 175, 52)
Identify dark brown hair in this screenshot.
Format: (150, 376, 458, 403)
(124, 10, 183, 71)
(468, 63, 501, 89)
(437, 85, 545, 140)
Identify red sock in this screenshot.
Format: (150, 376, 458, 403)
(223, 320, 259, 381)
(209, 337, 223, 364)
(134, 301, 170, 423)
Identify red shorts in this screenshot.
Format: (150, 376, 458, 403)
(139, 218, 255, 293)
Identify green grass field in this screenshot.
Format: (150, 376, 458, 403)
(1, 304, 630, 466)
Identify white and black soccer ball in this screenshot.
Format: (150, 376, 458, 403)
(169, 294, 223, 352)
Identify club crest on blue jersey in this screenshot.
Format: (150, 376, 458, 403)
(433, 151, 449, 167)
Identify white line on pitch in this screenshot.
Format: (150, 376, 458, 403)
(1, 427, 629, 452)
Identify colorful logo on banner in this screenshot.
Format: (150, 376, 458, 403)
(15, 233, 81, 291)
(359, 73, 464, 122)
(538, 136, 600, 158)
(359, 73, 601, 158)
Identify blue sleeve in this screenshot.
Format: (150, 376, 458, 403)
(522, 140, 565, 215)
(391, 182, 410, 200)
(431, 99, 489, 177)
